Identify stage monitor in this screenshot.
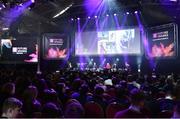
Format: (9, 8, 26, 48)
(43, 33, 69, 59)
(75, 28, 141, 55)
(0, 36, 38, 63)
(147, 23, 178, 59)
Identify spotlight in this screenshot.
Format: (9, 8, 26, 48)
(31, 0, 35, 3)
(134, 11, 138, 14)
(2, 27, 9, 31)
(19, 3, 23, 7)
(0, 7, 2, 10)
(94, 16, 97, 18)
(106, 14, 109, 17)
(2, 4, 5, 8)
(88, 16, 91, 19)
(116, 58, 119, 62)
(77, 17, 80, 20)
(71, 18, 74, 21)
(126, 12, 129, 15)
(114, 13, 117, 16)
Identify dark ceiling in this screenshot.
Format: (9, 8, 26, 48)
(0, 0, 179, 34)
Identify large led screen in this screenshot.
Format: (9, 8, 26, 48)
(75, 28, 141, 55)
(0, 37, 38, 63)
(43, 34, 68, 59)
(147, 23, 178, 58)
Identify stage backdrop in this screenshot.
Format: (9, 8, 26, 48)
(0, 35, 38, 63)
(147, 23, 178, 59)
(42, 33, 69, 60)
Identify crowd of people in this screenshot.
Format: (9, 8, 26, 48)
(0, 67, 180, 118)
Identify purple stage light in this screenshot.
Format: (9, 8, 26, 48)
(114, 13, 117, 16)
(126, 12, 129, 15)
(31, 0, 35, 3)
(2, 4, 5, 8)
(134, 11, 138, 14)
(19, 3, 23, 6)
(77, 17, 80, 20)
(106, 14, 109, 17)
(71, 18, 74, 21)
(88, 16, 91, 19)
(0, 7, 2, 10)
(84, 0, 103, 15)
(94, 16, 97, 18)
(5, 0, 33, 27)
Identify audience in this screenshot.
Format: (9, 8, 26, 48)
(0, 68, 179, 118)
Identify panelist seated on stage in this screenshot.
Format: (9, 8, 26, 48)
(105, 63, 111, 69)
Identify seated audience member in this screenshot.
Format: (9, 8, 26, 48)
(64, 100, 84, 118)
(1, 97, 23, 118)
(92, 86, 108, 110)
(109, 85, 130, 108)
(56, 83, 69, 107)
(0, 83, 16, 112)
(115, 89, 146, 118)
(41, 102, 63, 118)
(172, 102, 180, 118)
(22, 85, 41, 117)
(71, 84, 92, 105)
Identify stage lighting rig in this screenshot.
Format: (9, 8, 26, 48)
(0, 0, 36, 9)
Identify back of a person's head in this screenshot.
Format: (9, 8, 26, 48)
(15, 76, 31, 96)
(23, 85, 38, 101)
(2, 97, 23, 117)
(72, 78, 82, 91)
(42, 89, 58, 103)
(64, 101, 84, 118)
(94, 86, 104, 96)
(127, 75, 134, 82)
(130, 88, 145, 106)
(120, 80, 127, 88)
(79, 84, 89, 95)
(36, 78, 47, 92)
(41, 102, 62, 118)
(56, 83, 66, 93)
(115, 85, 127, 98)
(1, 82, 15, 96)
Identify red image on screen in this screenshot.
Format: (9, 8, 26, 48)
(46, 47, 67, 58)
(150, 42, 174, 57)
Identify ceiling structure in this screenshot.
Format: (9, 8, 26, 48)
(0, 0, 179, 34)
